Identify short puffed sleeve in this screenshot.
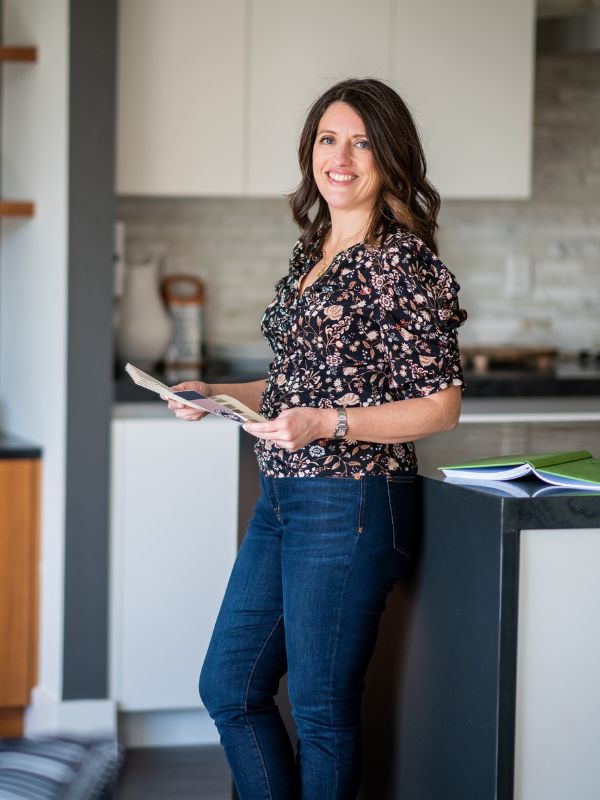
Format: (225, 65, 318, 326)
(375, 233, 467, 399)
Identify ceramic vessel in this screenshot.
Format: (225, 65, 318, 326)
(116, 260, 173, 370)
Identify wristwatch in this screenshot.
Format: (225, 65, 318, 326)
(333, 407, 348, 439)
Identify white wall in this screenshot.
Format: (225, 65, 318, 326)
(514, 528, 600, 800)
(0, 0, 69, 717)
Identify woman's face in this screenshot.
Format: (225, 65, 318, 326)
(312, 101, 381, 216)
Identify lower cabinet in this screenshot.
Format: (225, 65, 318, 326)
(0, 457, 41, 736)
(109, 414, 241, 711)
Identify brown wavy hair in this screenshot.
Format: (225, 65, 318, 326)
(289, 78, 441, 256)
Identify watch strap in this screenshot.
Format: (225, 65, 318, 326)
(334, 407, 348, 438)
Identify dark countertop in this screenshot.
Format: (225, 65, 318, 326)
(114, 358, 600, 402)
(0, 430, 42, 459)
(462, 368, 600, 397)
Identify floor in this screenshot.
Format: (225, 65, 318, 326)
(115, 745, 232, 800)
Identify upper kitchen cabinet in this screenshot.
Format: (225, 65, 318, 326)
(116, 0, 535, 199)
(115, 0, 246, 196)
(247, 0, 393, 196)
(393, 0, 535, 198)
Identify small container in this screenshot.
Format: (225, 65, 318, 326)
(162, 274, 205, 380)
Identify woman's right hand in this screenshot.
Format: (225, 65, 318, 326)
(161, 380, 212, 421)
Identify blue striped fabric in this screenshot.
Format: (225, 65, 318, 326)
(0, 737, 122, 799)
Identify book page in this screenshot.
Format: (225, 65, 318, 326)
(439, 464, 532, 480)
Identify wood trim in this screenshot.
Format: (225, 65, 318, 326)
(0, 46, 38, 62)
(0, 201, 35, 217)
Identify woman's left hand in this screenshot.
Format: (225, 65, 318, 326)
(243, 407, 336, 451)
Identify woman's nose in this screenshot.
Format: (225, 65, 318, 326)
(332, 140, 353, 165)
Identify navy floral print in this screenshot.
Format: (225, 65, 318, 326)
(256, 223, 467, 478)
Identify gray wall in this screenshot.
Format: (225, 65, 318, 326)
(63, 0, 116, 700)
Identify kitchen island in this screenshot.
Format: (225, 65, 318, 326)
(360, 421, 600, 800)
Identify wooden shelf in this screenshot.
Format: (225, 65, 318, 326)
(0, 202, 35, 218)
(0, 46, 38, 63)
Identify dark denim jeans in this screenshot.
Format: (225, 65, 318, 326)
(199, 472, 418, 800)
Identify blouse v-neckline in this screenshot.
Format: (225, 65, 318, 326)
(295, 241, 364, 301)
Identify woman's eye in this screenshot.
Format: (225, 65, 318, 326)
(355, 140, 370, 149)
(319, 136, 334, 144)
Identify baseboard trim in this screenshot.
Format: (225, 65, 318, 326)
(118, 709, 219, 747)
(24, 688, 218, 747)
(24, 686, 117, 737)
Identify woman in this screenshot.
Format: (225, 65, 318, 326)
(166, 78, 467, 799)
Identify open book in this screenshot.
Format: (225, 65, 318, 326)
(438, 450, 600, 490)
(125, 363, 266, 424)
(442, 476, 600, 499)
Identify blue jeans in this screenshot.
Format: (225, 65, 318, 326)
(199, 472, 418, 800)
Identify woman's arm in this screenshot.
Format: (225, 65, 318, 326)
(336, 385, 461, 444)
(243, 385, 461, 451)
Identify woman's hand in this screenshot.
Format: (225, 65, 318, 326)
(243, 407, 336, 451)
(161, 380, 212, 421)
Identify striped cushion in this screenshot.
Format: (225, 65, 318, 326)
(0, 736, 122, 799)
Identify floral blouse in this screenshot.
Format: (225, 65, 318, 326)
(255, 222, 467, 478)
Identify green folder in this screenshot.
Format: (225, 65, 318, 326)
(438, 450, 600, 490)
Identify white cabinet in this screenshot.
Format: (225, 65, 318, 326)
(116, 0, 246, 195)
(109, 412, 239, 710)
(393, 0, 535, 199)
(115, 0, 535, 199)
(247, 0, 393, 196)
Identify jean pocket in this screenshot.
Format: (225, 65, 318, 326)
(385, 476, 418, 558)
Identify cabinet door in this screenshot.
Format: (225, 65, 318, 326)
(248, 0, 393, 196)
(110, 417, 239, 710)
(116, 0, 246, 195)
(0, 459, 39, 735)
(393, 0, 535, 198)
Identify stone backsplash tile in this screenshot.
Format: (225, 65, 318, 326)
(116, 53, 600, 356)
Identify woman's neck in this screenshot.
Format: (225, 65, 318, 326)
(326, 207, 373, 249)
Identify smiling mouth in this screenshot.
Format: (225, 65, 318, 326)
(326, 171, 358, 183)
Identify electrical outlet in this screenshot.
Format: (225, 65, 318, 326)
(114, 221, 126, 298)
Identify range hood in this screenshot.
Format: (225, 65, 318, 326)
(537, 8, 600, 54)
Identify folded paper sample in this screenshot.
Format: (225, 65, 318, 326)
(438, 450, 600, 490)
(125, 363, 266, 424)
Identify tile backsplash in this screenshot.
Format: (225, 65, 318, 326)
(116, 53, 600, 359)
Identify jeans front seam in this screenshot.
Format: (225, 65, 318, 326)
(357, 479, 365, 534)
(270, 478, 281, 521)
(327, 527, 361, 798)
(243, 611, 284, 800)
(386, 480, 412, 560)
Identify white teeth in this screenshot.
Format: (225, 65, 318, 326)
(328, 172, 356, 182)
